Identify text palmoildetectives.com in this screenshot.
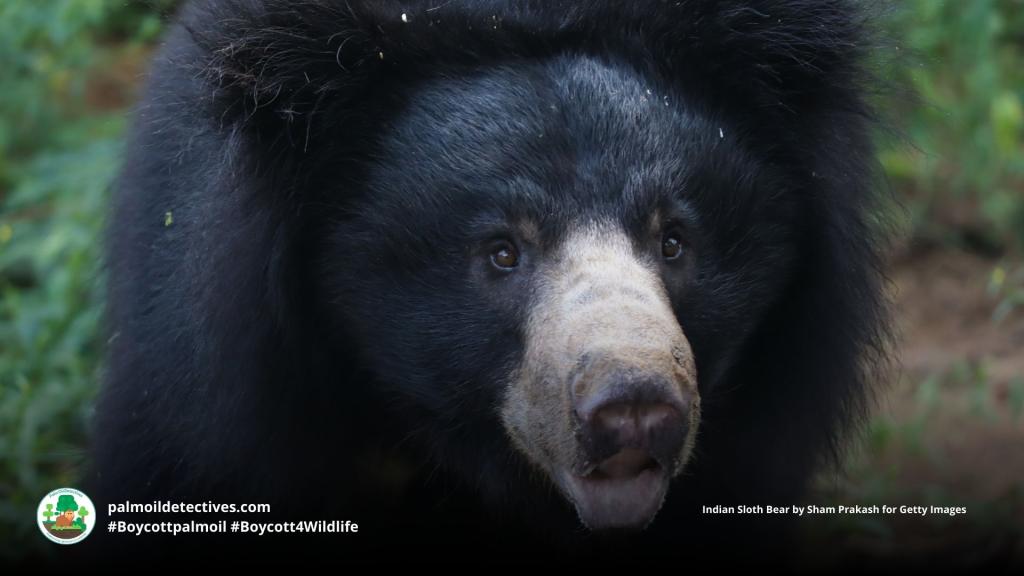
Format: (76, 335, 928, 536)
(104, 501, 358, 537)
(107, 501, 270, 515)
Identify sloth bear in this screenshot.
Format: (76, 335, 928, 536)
(92, 0, 888, 562)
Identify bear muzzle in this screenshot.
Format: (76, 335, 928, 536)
(561, 364, 698, 530)
(500, 225, 700, 531)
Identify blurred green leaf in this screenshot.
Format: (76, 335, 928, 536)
(880, 0, 1024, 250)
(0, 0, 170, 560)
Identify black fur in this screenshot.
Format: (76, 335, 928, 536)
(92, 0, 889, 563)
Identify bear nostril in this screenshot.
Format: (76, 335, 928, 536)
(592, 402, 639, 444)
(577, 385, 690, 475)
(592, 402, 681, 447)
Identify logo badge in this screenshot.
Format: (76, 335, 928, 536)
(38, 488, 95, 545)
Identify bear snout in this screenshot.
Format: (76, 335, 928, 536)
(558, 370, 698, 531)
(573, 376, 692, 478)
(500, 224, 702, 531)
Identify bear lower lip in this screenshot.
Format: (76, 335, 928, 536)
(559, 463, 670, 531)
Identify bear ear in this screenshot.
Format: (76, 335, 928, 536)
(183, 0, 383, 152)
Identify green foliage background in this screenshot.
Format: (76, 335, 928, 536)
(0, 0, 169, 553)
(0, 0, 1021, 561)
(882, 0, 1024, 252)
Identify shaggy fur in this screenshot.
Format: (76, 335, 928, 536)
(92, 0, 889, 563)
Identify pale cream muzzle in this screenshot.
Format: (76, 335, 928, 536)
(501, 225, 700, 530)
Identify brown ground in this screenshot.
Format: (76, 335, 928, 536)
(885, 247, 1024, 499)
(804, 247, 1024, 569)
(897, 248, 1024, 389)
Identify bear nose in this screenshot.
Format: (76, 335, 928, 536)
(575, 379, 690, 477)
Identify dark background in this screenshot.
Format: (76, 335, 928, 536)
(0, 0, 1021, 567)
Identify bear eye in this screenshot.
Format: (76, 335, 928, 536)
(661, 231, 685, 260)
(490, 242, 520, 270)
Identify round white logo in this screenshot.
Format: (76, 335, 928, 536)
(37, 487, 96, 545)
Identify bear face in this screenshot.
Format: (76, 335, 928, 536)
(93, 0, 888, 556)
(323, 56, 802, 529)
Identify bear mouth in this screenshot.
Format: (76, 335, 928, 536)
(558, 448, 671, 531)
